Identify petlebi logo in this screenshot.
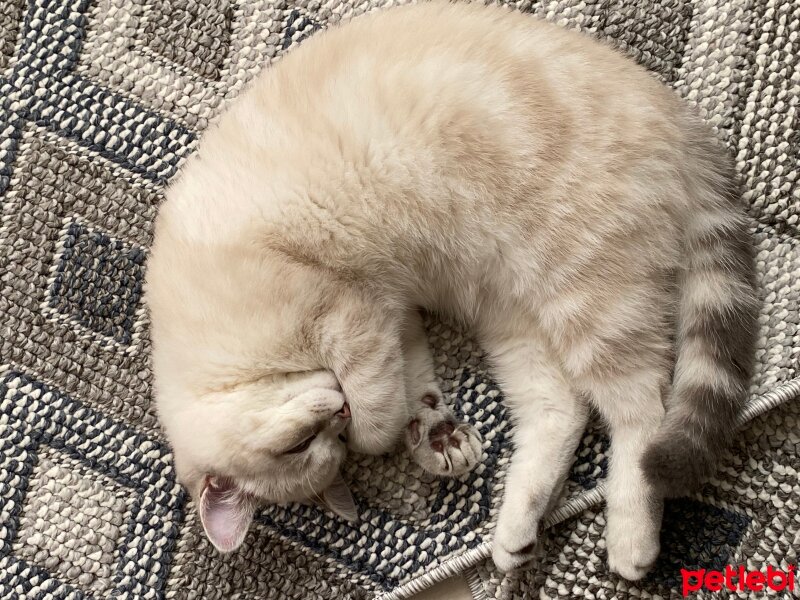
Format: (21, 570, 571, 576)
(681, 565, 797, 596)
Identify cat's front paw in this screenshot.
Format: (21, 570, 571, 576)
(405, 395, 482, 476)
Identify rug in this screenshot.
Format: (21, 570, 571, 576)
(0, 0, 797, 599)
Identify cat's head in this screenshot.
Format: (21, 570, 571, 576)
(145, 190, 419, 552)
(158, 368, 357, 552)
(145, 219, 364, 552)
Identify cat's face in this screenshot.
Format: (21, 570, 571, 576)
(158, 369, 357, 552)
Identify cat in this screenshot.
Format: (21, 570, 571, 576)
(145, 1, 758, 580)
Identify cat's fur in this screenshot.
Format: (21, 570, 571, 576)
(146, 2, 758, 579)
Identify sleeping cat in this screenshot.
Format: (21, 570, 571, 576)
(145, 1, 757, 580)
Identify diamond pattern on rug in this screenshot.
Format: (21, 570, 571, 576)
(0, 372, 184, 599)
(47, 220, 146, 346)
(3, 135, 158, 249)
(13, 449, 132, 596)
(0, 0, 194, 185)
(0, 128, 160, 431)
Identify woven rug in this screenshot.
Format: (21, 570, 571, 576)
(0, 0, 797, 599)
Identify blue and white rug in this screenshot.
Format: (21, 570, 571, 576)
(1, 0, 798, 598)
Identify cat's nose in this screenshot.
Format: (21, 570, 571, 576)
(336, 401, 351, 420)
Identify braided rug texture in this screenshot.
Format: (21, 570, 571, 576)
(0, 0, 797, 599)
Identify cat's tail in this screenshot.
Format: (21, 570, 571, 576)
(642, 136, 759, 496)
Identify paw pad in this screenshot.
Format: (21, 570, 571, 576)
(405, 410, 483, 477)
(429, 420, 459, 453)
(421, 394, 438, 408)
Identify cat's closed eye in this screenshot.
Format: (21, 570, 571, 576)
(285, 434, 316, 454)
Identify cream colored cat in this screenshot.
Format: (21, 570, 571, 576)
(146, 2, 757, 580)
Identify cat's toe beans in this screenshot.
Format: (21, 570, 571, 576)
(408, 417, 482, 476)
(444, 428, 482, 475)
(420, 393, 439, 408)
(428, 420, 456, 440)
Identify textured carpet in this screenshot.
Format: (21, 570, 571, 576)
(0, 0, 797, 599)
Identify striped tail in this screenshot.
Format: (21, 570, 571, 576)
(642, 137, 760, 495)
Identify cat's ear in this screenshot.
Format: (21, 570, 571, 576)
(199, 476, 255, 552)
(321, 472, 358, 521)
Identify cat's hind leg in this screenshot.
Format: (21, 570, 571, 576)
(589, 367, 666, 580)
(483, 326, 588, 572)
(402, 311, 483, 476)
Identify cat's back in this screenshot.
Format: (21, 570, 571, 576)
(162, 1, 689, 291)
(259, 2, 668, 146)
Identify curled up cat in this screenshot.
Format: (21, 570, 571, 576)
(145, 2, 758, 580)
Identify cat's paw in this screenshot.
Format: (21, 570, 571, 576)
(491, 493, 546, 572)
(606, 512, 660, 580)
(492, 534, 539, 572)
(405, 395, 482, 477)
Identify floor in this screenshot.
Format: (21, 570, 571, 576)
(411, 576, 473, 600)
